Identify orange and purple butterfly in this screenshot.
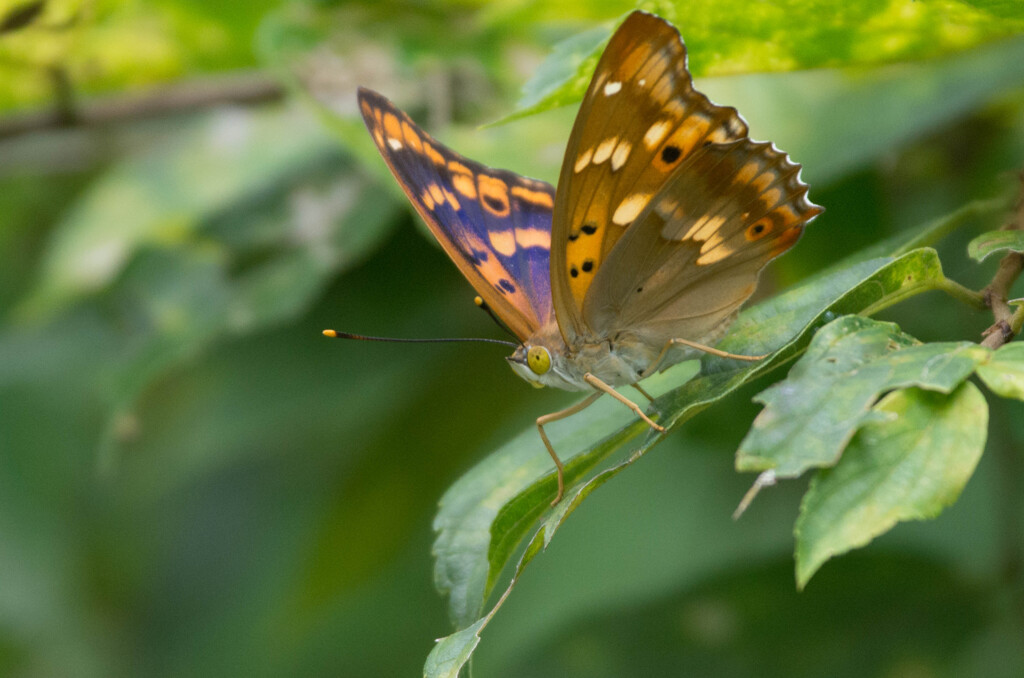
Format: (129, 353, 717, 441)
(325, 11, 823, 504)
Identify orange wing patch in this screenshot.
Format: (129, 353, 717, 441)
(510, 186, 554, 209)
(423, 142, 445, 166)
(451, 171, 476, 199)
(478, 175, 511, 217)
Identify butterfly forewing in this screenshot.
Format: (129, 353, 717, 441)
(358, 88, 555, 341)
(583, 137, 823, 345)
(550, 11, 749, 345)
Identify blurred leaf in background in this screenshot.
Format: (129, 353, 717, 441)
(2, 1, 1024, 677)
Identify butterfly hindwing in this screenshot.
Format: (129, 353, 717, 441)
(550, 11, 749, 344)
(359, 88, 555, 341)
(583, 137, 822, 345)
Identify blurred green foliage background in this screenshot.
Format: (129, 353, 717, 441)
(2, 0, 1024, 676)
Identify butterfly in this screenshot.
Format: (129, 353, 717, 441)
(348, 10, 822, 505)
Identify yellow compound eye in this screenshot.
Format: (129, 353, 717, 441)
(527, 346, 551, 375)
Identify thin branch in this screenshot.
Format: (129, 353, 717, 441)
(981, 170, 1024, 349)
(0, 71, 285, 140)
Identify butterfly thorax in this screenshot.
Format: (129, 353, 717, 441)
(507, 322, 672, 392)
(508, 309, 742, 391)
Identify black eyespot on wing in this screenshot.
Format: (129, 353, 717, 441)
(661, 146, 681, 164)
(497, 278, 516, 294)
(581, 223, 598, 236)
(581, 259, 594, 273)
(483, 195, 506, 213)
(570, 265, 579, 278)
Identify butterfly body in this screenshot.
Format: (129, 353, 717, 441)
(509, 323, 649, 392)
(509, 311, 734, 391)
(354, 11, 823, 503)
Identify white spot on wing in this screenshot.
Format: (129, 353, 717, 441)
(611, 141, 632, 171)
(604, 81, 622, 96)
(612, 193, 651, 225)
(574, 147, 593, 173)
(387, 138, 403, 150)
(696, 232, 734, 265)
(644, 120, 671, 149)
(593, 137, 617, 164)
(681, 215, 727, 242)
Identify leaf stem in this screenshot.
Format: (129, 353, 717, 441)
(858, 272, 988, 319)
(936, 276, 987, 309)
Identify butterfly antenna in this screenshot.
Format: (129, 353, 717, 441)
(473, 296, 521, 342)
(322, 329, 518, 349)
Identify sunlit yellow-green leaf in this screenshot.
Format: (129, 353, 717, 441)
(504, 0, 1024, 122)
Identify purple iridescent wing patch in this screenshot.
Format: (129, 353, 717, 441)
(359, 88, 555, 341)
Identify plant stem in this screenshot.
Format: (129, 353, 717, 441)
(980, 171, 1024, 349)
(0, 71, 284, 140)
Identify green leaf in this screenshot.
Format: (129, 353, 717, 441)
(735, 316, 990, 478)
(795, 383, 988, 588)
(497, 22, 612, 124)
(16, 107, 347, 319)
(967, 230, 1024, 262)
(423, 620, 485, 678)
(500, 1, 1024, 125)
(710, 37, 1024, 187)
(976, 342, 1024, 400)
(0, 0, 277, 111)
(426, 248, 951, 677)
(432, 381, 671, 627)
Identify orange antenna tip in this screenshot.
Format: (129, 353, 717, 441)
(323, 329, 339, 338)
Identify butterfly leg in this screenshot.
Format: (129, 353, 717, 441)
(632, 383, 656, 403)
(537, 392, 602, 506)
(583, 374, 665, 434)
(643, 338, 768, 379)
